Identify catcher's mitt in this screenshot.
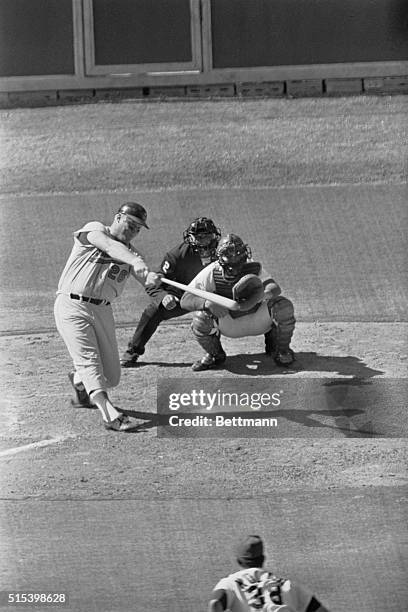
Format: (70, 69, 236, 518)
(232, 274, 264, 311)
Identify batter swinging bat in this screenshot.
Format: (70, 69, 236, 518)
(161, 278, 240, 311)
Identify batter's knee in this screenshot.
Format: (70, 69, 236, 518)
(270, 296, 296, 328)
(192, 311, 217, 336)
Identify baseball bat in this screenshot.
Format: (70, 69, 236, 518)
(161, 278, 240, 311)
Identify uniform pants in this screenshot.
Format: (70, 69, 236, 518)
(54, 293, 120, 395)
(192, 296, 295, 353)
(129, 301, 189, 354)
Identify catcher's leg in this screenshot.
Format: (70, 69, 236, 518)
(265, 296, 296, 366)
(191, 311, 226, 371)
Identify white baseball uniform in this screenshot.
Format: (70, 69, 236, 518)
(213, 567, 328, 612)
(54, 221, 148, 394)
(186, 261, 273, 337)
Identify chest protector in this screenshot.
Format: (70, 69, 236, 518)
(213, 262, 262, 319)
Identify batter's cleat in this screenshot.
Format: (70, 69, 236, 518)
(274, 349, 295, 367)
(103, 414, 139, 432)
(120, 348, 141, 368)
(68, 372, 94, 408)
(192, 350, 227, 372)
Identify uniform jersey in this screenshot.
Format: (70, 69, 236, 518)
(213, 567, 328, 612)
(187, 260, 271, 295)
(146, 242, 211, 303)
(184, 260, 273, 337)
(56, 221, 147, 303)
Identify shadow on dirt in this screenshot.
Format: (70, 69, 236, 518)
(121, 352, 393, 438)
(122, 405, 383, 438)
(124, 376, 391, 438)
(123, 360, 193, 368)
(221, 351, 385, 378)
(122, 352, 385, 379)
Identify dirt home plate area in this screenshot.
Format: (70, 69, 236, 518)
(0, 97, 407, 611)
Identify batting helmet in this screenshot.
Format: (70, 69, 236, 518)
(183, 217, 221, 259)
(216, 234, 251, 280)
(117, 202, 149, 228)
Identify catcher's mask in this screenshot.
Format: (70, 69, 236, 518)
(216, 234, 251, 280)
(183, 217, 221, 259)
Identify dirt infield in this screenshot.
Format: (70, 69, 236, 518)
(1, 323, 407, 498)
(0, 320, 407, 611)
(0, 96, 407, 611)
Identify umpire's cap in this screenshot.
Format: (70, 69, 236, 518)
(235, 535, 264, 565)
(118, 202, 149, 229)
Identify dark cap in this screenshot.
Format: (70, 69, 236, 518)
(118, 202, 149, 229)
(235, 535, 264, 564)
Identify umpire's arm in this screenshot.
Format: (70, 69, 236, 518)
(145, 251, 178, 304)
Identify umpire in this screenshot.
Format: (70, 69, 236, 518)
(121, 217, 221, 367)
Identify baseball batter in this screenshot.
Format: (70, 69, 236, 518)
(180, 234, 296, 371)
(54, 202, 161, 432)
(121, 216, 221, 367)
(209, 535, 330, 612)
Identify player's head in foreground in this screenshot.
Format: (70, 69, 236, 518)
(235, 534, 265, 568)
(216, 233, 252, 280)
(112, 202, 149, 244)
(183, 216, 221, 260)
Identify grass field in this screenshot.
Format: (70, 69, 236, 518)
(0, 95, 407, 612)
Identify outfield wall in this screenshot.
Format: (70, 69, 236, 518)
(0, 0, 407, 107)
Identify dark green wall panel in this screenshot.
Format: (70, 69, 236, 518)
(211, 0, 408, 68)
(92, 0, 192, 65)
(0, 0, 74, 77)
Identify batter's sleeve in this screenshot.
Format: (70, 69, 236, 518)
(74, 221, 108, 244)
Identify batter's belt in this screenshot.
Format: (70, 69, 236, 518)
(70, 293, 111, 306)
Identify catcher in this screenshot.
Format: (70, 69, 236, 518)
(179, 234, 296, 371)
(208, 535, 330, 611)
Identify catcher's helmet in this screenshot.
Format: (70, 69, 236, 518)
(216, 234, 251, 280)
(183, 217, 221, 259)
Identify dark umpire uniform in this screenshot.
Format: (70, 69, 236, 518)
(121, 217, 221, 366)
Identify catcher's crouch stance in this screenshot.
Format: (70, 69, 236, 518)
(180, 234, 296, 371)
